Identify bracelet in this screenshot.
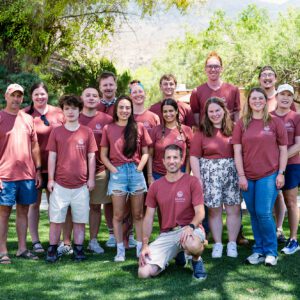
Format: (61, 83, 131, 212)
(36, 166, 42, 171)
(188, 223, 195, 230)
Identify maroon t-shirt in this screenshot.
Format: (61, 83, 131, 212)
(271, 110, 300, 165)
(23, 105, 64, 173)
(232, 116, 288, 180)
(190, 128, 233, 159)
(100, 122, 152, 167)
(97, 101, 115, 117)
(79, 112, 113, 173)
(190, 82, 240, 123)
(146, 174, 204, 232)
(46, 125, 98, 188)
(150, 125, 193, 175)
(134, 110, 160, 133)
(149, 100, 195, 128)
(0, 110, 37, 181)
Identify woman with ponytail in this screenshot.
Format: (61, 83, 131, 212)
(148, 98, 193, 185)
(24, 82, 64, 254)
(100, 96, 152, 262)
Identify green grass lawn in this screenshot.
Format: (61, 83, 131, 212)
(2, 211, 300, 300)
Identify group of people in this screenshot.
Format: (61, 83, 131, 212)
(0, 51, 299, 282)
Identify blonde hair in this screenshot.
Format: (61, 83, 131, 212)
(242, 87, 271, 129)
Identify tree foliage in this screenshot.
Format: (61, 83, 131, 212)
(0, 0, 196, 72)
(134, 5, 300, 104)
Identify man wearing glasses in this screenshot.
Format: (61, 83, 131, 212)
(190, 51, 240, 126)
(0, 84, 42, 264)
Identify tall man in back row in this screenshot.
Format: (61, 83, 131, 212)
(138, 144, 207, 280)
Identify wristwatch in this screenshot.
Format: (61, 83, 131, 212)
(278, 170, 285, 175)
(188, 224, 195, 230)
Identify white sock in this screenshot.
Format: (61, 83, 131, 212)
(109, 233, 115, 238)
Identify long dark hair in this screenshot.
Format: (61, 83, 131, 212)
(113, 95, 137, 158)
(200, 97, 233, 137)
(28, 82, 49, 115)
(160, 98, 185, 140)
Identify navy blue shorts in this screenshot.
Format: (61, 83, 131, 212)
(0, 180, 37, 206)
(282, 164, 300, 190)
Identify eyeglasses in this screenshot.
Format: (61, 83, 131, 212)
(40, 115, 50, 126)
(206, 65, 221, 70)
(260, 72, 275, 78)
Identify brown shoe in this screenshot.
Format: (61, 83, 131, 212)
(237, 230, 249, 246)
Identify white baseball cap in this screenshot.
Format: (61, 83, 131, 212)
(276, 84, 294, 95)
(5, 83, 24, 95)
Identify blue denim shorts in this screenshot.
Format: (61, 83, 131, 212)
(283, 164, 300, 190)
(0, 180, 37, 206)
(108, 162, 147, 196)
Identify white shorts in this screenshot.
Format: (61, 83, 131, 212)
(146, 227, 205, 271)
(49, 183, 89, 224)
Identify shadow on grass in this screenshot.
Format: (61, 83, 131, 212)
(1, 213, 299, 300)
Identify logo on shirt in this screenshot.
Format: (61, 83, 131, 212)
(228, 137, 232, 144)
(76, 138, 86, 150)
(143, 121, 150, 129)
(285, 122, 294, 132)
(262, 125, 274, 136)
(93, 123, 102, 133)
(175, 191, 185, 203)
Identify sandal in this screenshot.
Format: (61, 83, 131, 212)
(32, 241, 45, 253)
(0, 253, 11, 264)
(16, 250, 39, 260)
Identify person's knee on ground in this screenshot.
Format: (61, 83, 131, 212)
(138, 264, 160, 279)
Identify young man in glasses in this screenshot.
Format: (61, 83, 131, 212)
(0, 84, 42, 264)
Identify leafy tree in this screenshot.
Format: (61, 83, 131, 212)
(0, 0, 196, 72)
(135, 5, 300, 105)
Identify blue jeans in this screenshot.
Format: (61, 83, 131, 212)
(241, 172, 278, 256)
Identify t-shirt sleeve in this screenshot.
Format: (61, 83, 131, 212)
(30, 120, 38, 143)
(190, 132, 203, 157)
(184, 126, 193, 148)
(154, 113, 160, 126)
(46, 129, 57, 152)
(295, 115, 300, 136)
(234, 86, 241, 113)
(191, 177, 204, 206)
(87, 128, 98, 153)
(141, 124, 153, 147)
(232, 120, 243, 144)
(275, 118, 288, 146)
(100, 125, 109, 147)
(145, 184, 158, 208)
(190, 88, 199, 113)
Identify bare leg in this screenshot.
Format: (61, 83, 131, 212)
(16, 204, 30, 254)
(208, 207, 223, 244)
(138, 264, 160, 279)
(89, 204, 101, 240)
(28, 189, 42, 243)
(62, 207, 73, 245)
(225, 204, 241, 242)
(112, 194, 127, 243)
(0, 206, 12, 253)
(73, 223, 85, 245)
(130, 192, 144, 242)
(104, 203, 114, 235)
(274, 193, 286, 230)
(283, 188, 299, 240)
(49, 223, 62, 245)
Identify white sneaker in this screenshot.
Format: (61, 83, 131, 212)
(227, 241, 238, 258)
(129, 236, 137, 248)
(212, 243, 223, 258)
(88, 239, 104, 254)
(105, 236, 116, 248)
(246, 253, 265, 265)
(114, 251, 125, 262)
(57, 243, 73, 257)
(265, 255, 278, 266)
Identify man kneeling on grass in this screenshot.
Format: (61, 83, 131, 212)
(46, 95, 97, 262)
(138, 144, 207, 280)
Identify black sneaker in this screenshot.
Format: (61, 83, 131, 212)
(192, 258, 207, 281)
(175, 251, 186, 267)
(73, 245, 86, 262)
(46, 245, 58, 263)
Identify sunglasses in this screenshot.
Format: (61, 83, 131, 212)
(40, 115, 50, 126)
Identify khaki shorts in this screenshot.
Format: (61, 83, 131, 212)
(90, 170, 111, 205)
(49, 183, 89, 224)
(146, 227, 205, 270)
